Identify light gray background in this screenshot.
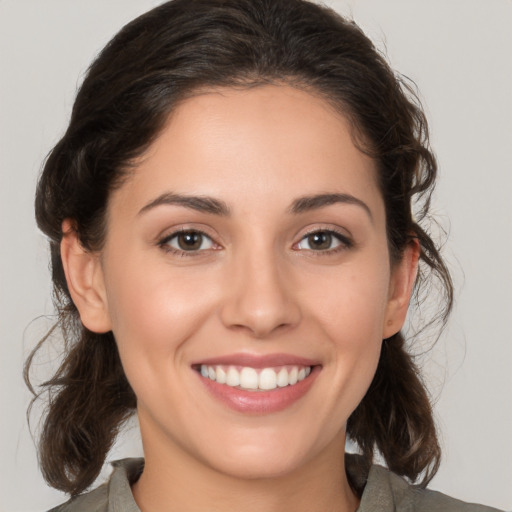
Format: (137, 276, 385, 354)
(1, 1, 511, 510)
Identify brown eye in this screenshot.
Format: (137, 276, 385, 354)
(177, 232, 202, 250)
(165, 230, 214, 252)
(307, 232, 333, 250)
(296, 230, 349, 252)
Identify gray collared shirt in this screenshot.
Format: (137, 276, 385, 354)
(49, 455, 503, 511)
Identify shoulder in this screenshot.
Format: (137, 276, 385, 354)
(47, 484, 109, 512)
(47, 458, 143, 512)
(371, 464, 503, 512)
(346, 454, 504, 512)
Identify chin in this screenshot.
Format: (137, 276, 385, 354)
(208, 449, 310, 480)
(196, 425, 340, 481)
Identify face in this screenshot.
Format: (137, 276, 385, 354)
(66, 85, 416, 480)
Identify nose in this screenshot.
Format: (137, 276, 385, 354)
(219, 247, 302, 338)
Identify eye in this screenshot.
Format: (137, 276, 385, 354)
(162, 230, 215, 252)
(295, 230, 350, 252)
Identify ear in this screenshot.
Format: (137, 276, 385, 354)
(382, 238, 420, 339)
(60, 219, 112, 333)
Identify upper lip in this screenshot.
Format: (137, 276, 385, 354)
(192, 353, 321, 369)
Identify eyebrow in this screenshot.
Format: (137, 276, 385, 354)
(138, 192, 230, 216)
(289, 193, 373, 221)
(138, 191, 372, 221)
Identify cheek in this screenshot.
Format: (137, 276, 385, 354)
(303, 256, 390, 409)
(306, 256, 391, 344)
(103, 254, 219, 372)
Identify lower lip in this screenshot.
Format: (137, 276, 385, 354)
(197, 367, 320, 414)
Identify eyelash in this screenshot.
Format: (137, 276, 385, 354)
(158, 228, 218, 256)
(157, 228, 353, 257)
(293, 228, 353, 255)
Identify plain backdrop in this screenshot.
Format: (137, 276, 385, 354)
(1, 1, 511, 511)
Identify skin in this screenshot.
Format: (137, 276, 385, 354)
(61, 85, 418, 512)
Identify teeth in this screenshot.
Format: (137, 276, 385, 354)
(277, 367, 289, 387)
(259, 368, 277, 390)
(216, 366, 227, 384)
(226, 367, 240, 387)
(240, 367, 258, 390)
(199, 364, 313, 391)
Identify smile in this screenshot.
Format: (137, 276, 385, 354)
(193, 354, 320, 413)
(200, 364, 312, 391)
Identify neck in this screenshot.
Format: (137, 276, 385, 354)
(132, 425, 359, 512)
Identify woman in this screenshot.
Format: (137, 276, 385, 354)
(25, 0, 503, 510)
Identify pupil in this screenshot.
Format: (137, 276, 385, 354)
(178, 232, 202, 250)
(309, 232, 331, 250)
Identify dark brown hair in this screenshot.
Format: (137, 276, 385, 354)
(26, 0, 453, 496)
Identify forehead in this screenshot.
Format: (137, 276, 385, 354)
(110, 85, 382, 221)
